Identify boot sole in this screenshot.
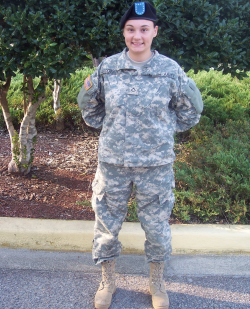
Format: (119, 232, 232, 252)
(150, 291, 169, 309)
(95, 287, 116, 309)
(151, 297, 169, 309)
(152, 305, 169, 309)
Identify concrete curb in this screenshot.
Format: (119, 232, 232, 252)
(0, 217, 250, 254)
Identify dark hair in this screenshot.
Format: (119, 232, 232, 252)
(122, 20, 158, 30)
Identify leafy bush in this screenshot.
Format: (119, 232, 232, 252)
(0, 67, 95, 129)
(155, 0, 250, 77)
(188, 70, 250, 124)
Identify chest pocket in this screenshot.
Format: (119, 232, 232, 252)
(104, 74, 123, 111)
(104, 73, 134, 112)
(128, 76, 174, 116)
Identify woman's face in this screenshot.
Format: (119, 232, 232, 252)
(123, 19, 158, 61)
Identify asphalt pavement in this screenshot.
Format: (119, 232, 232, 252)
(1, 248, 249, 309)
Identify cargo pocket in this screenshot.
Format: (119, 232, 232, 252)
(158, 176, 175, 222)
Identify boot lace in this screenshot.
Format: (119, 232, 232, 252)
(151, 263, 164, 289)
(102, 260, 115, 285)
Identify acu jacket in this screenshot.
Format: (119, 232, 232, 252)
(77, 49, 203, 167)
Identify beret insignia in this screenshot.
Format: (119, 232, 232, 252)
(135, 2, 145, 15)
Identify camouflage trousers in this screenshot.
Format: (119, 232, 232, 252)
(92, 161, 175, 265)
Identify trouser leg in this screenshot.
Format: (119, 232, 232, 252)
(92, 162, 133, 265)
(134, 164, 175, 263)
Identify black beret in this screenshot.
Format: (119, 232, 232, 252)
(120, 1, 157, 29)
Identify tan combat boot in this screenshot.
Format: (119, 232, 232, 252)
(94, 259, 116, 309)
(149, 262, 169, 309)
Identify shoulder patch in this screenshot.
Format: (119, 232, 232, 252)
(84, 75, 93, 91)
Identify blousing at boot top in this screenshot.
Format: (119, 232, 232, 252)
(77, 2, 203, 309)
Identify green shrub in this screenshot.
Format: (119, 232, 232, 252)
(126, 198, 139, 222)
(188, 70, 250, 124)
(174, 118, 250, 224)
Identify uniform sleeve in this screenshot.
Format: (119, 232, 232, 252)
(77, 64, 105, 129)
(171, 68, 203, 133)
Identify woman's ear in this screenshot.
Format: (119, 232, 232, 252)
(154, 26, 158, 37)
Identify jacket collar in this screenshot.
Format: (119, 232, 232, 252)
(116, 48, 160, 75)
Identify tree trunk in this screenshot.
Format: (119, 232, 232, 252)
(53, 79, 64, 131)
(0, 77, 19, 157)
(6, 75, 48, 175)
(91, 55, 107, 68)
(23, 75, 27, 115)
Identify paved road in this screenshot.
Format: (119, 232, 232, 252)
(0, 248, 250, 309)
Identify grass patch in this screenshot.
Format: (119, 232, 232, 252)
(76, 200, 92, 207)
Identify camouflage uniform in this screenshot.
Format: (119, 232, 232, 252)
(91, 161, 175, 265)
(77, 48, 203, 265)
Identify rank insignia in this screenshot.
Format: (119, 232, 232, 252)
(84, 75, 93, 91)
(135, 2, 145, 15)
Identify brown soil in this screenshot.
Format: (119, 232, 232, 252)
(0, 127, 98, 220)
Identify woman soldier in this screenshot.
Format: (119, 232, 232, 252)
(77, 2, 203, 309)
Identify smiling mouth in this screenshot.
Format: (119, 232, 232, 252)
(132, 42, 144, 46)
